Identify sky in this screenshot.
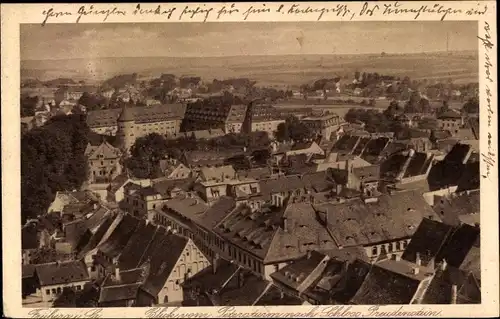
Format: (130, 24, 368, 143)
(21, 21, 478, 60)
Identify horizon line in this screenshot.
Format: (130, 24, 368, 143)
(21, 49, 478, 62)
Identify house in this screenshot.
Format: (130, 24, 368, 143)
(301, 112, 345, 141)
(182, 258, 304, 306)
(85, 140, 122, 184)
(21, 116, 35, 134)
(350, 257, 436, 305)
(327, 161, 381, 196)
(437, 110, 463, 133)
(400, 218, 481, 304)
(121, 182, 172, 219)
(181, 150, 242, 170)
(286, 141, 325, 158)
(314, 189, 441, 262)
(194, 165, 261, 205)
(47, 190, 98, 215)
(33, 261, 90, 302)
(380, 149, 435, 184)
(106, 174, 151, 204)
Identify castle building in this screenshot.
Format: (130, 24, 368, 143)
(183, 102, 247, 134)
(241, 102, 285, 138)
(116, 104, 186, 152)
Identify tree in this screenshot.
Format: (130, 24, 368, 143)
(462, 97, 479, 114)
(21, 114, 90, 223)
(275, 116, 314, 142)
(125, 133, 170, 179)
(21, 95, 39, 117)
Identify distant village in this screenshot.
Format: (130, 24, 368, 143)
(21, 71, 480, 307)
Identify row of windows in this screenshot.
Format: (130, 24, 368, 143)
(45, 285, 83, 296)
(371, 239, 410, 256)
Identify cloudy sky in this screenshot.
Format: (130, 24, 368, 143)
(21, 22, 477, 60)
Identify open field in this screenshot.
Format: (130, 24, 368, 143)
(21, 51, 478, 88)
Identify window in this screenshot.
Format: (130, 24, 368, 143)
(52, 288, 56, 294)
(371, 246, 378, 256)
(46, 289, 50, 295)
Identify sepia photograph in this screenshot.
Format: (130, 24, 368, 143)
(18, 19, 482, 309)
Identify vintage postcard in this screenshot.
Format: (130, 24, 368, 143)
(1, 1, 498, 318)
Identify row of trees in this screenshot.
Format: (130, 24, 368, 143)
(21, 114, 90, 223)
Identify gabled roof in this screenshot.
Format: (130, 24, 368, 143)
(438, 109, 462, 119)
(85, 141, 121, 160)
(315, 189, 440, 247)
(140, 233, 188, 298)
(194, 196, 236, 229)
(117, 104, 186, 123)
(303, 258, 371, 304)
(200, 165, 236, 182)
(35, 260, 89, 286)
(351, 259, 433, 305)
(98, 213, 141, 259)
(117, 220, 158, 270)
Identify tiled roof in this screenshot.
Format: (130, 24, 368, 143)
(98, 213, 141, 259)
(303, 258, 371, 304)
(77, 213, 116, 259)
(438, 110, 462, 119)
(315, 190, 440, 247)
(271, 250, 327, 290)
(225, 104, 248, 123)
(254, 284, 304, 305)
(200, 165, 237, 182)
(351, 259, 432, 305)
(35, 260, 89, 286)
(85, 141, 121, 160)
(433, 190, 480, 223)
(87, 109, 122, 128)
(214, 271, 272, 306)
(117, 220, 158, 270)
(117, 104, 186, 123)
(140, 232, 188, 298)
(163, 196, 209, 221)
(99, 283, 141, 304)
(401, 218, 454, 266)
(23, 264, 36, 279)
(194, 196, 236, 229)
(151, 178, 195, 195)
(436, 223, 480, 269)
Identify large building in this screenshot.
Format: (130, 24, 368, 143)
(182, 101, 248, 134)
(242, 103, 285, 138)
(87, 109, 122, 136)
(85, 140, 122, 184)
(115, 104, 186, 152)
(301, 111, 345, 140)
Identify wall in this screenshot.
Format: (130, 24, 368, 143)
(422, 186, 458, 206)
(39, 280, 89, 302)
(90, 126, 119, 136)
(156, 240, 210, 304)
(88, 156, 121, 184)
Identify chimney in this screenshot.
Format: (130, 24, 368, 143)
(212, 253, 219, 275)
(238, 271, 245, 288)
(451, 284, 458, 304)
(306, 250, 312, 259)
(93, 202, 98, 210)
(416, 252, 422, 266)
(441, 259, 448, 271)
(395, 254, 401, 261)
(115, 266, 121, 282)
(428, 257, 435, 270)
(412, 267, 420, 275)
(283, 217, 288, 232)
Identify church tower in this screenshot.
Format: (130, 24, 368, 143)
(116, 106, 135, 154)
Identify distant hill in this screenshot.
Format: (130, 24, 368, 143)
(21, 51, 479, 87)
